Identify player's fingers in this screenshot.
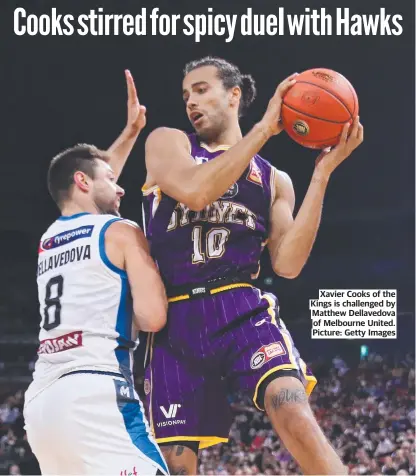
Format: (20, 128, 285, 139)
(349, 116, 359, 140)
(285, 72, 299, 82)
(338, 122, 349, 145)
(125, 69, 139, 103)
(275, 73, 298, 95)
(357, 122, 364, 142)
(276, 78, 297, 98)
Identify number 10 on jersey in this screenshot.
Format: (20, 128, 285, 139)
(192, 226, 230, 264)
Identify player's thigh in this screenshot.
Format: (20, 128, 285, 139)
(25, 373, 168, 475)
(146, 335, 232, 449)
(225, 292, 317, 409)
(24, 381, 75, 474)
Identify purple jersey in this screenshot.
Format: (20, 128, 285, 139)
(142, 133, 277, 288)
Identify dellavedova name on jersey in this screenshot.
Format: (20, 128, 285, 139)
(37, 245, 91, 277)
(39, 225, 94, 253)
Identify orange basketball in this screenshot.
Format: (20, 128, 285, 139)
(281, 68, 359, 149)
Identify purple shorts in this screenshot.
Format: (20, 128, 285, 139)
(144, 285, 316, 449)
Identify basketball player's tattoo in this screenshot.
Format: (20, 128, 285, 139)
(161, 446, 173, 457)
(170, 466, 188, 475)
(161, 445, 185, 458)
(175, 445, 185, 456)
(270, 388, 307, 410)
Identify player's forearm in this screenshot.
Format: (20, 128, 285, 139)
(108, 128, 140, 181)
(189, 122, 271, 209)
(271, 170, 329, 278)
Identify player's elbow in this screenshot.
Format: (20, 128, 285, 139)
(142, 316, 167, 333)
(272, 262, 302, 279)
(185, 193, 208, 212)
(178, 169, 212, 211)
(133, 303, 167, 332)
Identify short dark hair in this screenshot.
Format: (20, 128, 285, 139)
(183, 56, 257, 117)
(47, 144, 109, 207)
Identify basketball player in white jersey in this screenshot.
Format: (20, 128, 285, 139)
(24, 72, 170, 475)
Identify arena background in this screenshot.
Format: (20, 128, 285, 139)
(0, 0, 414, 474)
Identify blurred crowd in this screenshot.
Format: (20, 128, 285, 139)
(0, 352, 414, 475)
(198, 353, 415, 475)
(0, 390, 39, 475)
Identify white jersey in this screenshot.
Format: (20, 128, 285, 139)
(26, 212, 138, 403)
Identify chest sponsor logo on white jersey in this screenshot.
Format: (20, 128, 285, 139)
(39, 225, 94, 253)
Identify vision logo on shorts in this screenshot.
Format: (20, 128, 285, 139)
(250, 342, 286, 370)
(39, 226, 94, 253)
(157, 404, 186, 427)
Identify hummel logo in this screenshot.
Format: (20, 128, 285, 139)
(160, 404, 181, 419)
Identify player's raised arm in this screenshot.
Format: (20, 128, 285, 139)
(268, 118, 364, 279)
(107, 70, 147, 180)
(105, 220, 167, 332)
(145, 74, 298, 212)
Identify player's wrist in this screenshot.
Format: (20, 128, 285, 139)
(312, 165, 331, 184)
(254, 121, 274, 141)
(123, 124, 141, 139)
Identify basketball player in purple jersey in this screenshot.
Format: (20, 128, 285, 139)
(111, 58, 363, 475)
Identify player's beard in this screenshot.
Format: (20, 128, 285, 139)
(195, 113, 228, 144)
(103, 206, 120, 217)
(94, 198, 120, 216)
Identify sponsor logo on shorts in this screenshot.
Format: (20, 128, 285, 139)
(144, 379, 151, 395)
(250, 342, 286, 370)
(160, 404, 181, 419)
(38, 331, 83, 354)
(158, 404, 186, 427)
(120, 467, 138, 476)
(39, 225, 94, 253)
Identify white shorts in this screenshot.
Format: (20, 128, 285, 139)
(24, 371, 169, 475)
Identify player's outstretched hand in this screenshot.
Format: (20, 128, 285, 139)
(315, 116, 364, 175)
(124, 69, 147, 138)
(259, 73, 298, 137)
